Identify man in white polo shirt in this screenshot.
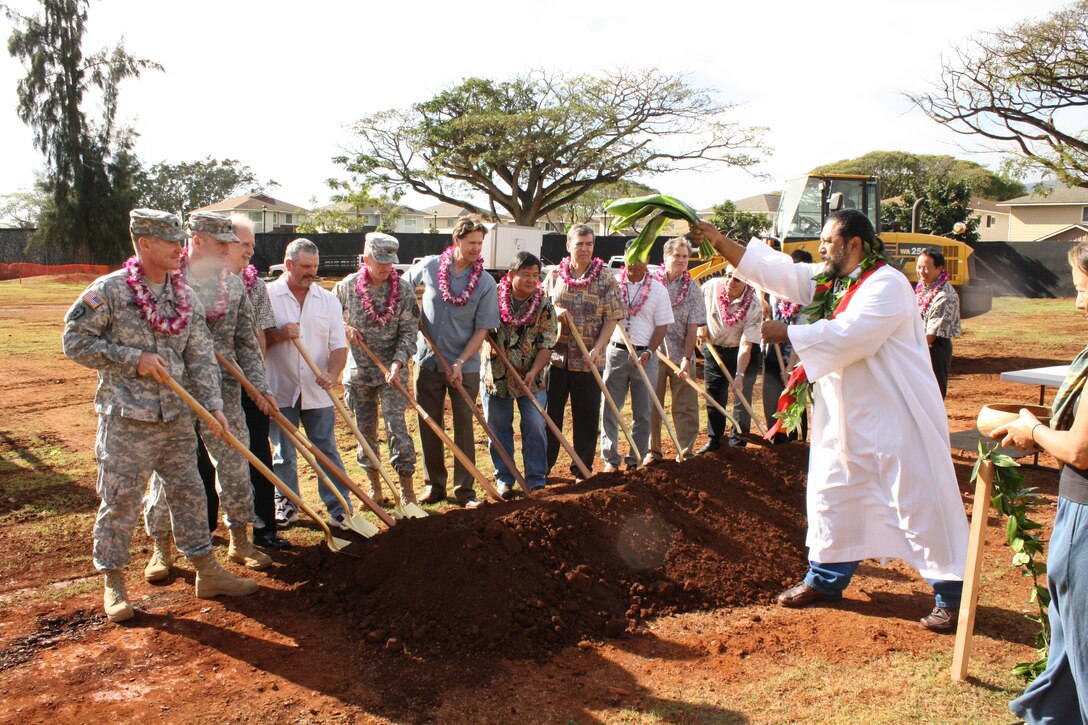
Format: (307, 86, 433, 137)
(264, 238, 354, 529)
(600, 249, 674, 471)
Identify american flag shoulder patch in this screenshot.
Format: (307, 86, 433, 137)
(81, 289, 104, 309)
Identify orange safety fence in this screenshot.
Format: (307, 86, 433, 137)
(0, 262, 116, 281)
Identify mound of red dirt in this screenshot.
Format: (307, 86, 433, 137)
(291, 442, 810, 658)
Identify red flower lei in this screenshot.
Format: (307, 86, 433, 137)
(718, 279, 754, 326)
(498, 274, 543, 327)
(619, 267, 653, 318)
(437, 246, 484, 306)
(777, 299, 802, 321)
(355, 264, 400, 326)
(124, 256, 193, 336)
(180, 254, 231, 323)
(656, 267, 692, 307)
(242, 264, 259, 293)
(915, 269, 950, 316)
(557, 257, 604, 288)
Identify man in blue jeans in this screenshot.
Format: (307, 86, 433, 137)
(264, 239, 354, 529)
(482, 252, 558, 497)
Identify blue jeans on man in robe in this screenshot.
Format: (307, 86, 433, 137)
(1010, 497, 1088, 724)
(481, 388, 548, 491)
(269, 401, 353, 519)
(804, 560, 963, 610)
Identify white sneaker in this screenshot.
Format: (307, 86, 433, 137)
(328, 514, 348, 531)
(275, 502, 299, 528)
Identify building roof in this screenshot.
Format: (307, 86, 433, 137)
(969, 198, 1010, 215)
(1037, 224, 1088, 242)
(697, 193, 780, 216)
(419, 201, 480, 217)
(998, 187, 1088, 206)
(319, 200, 426, 215)
(195, 192, 309, 214)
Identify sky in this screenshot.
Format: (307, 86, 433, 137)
(0, 0, 1075, 216)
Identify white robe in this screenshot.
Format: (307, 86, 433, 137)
(737, 242, 968, 581)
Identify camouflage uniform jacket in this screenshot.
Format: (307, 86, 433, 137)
(483, 293, 559, 398)
(336, 272, 419, 387)
(187, 267, 271, 396)
(62, 269, 223, 422)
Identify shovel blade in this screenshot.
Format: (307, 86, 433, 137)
(326, 535, 356, 553)
(397, 502, 429, 519)
(348, 515, 381, 537)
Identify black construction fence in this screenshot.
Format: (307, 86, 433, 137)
(0, 226, 1080, 297)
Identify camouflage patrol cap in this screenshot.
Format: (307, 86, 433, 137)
(130, 208, 187, 242)
(364, 232, 399, 264)
(188, 211, 240, 243)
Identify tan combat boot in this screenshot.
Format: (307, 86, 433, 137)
(143, 535, 173, 583)
(227, 525, 272, 570)
(399, 474, 418, 505)
(367, 469, 390, 506)
(103, 570, 134, 623)
(191, 554, 259, 598)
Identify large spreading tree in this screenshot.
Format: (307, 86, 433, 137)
(882, 177, 980, 242)
(6, 0, 159, 263)
(908, 0, 1088, 188)
(338, 69, 766, 226)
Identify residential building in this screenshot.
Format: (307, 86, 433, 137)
(315, 201, 429, 234)
(997, 187, 1088, 242)
(194, 192, 309, 234)
(969, 198, 1010, 242)
(419, 202, 513, 234)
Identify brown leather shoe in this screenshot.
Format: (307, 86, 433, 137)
(919, 606, 957, 633)
(419, 487, 446, 505)
(777, 582, 842, 608)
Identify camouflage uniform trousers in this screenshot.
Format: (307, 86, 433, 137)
(144, 382, 255, 538)
(343, 375, 416, 475)
(93, 412, 213, 572)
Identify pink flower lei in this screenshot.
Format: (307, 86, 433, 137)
(179, 254, 231, 323)
(915, 268, 950, 315)
(557, 256, 604, 288)
(620, 267, 653, 318)
(655, 267, 692, 307)
(498, 274, 543, 327)
(719, 278, 754, 326)
(437, 246, 484, 306)
(242, 264, 259, 293)
(124, 256, 193, 336)
(356, 263, 400, 326)
(777, 299, 802, 321)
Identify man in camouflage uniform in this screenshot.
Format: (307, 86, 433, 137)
(63, 209, 259, 624)
(143, 212, 278, 580)
(335, 233, 419, 505)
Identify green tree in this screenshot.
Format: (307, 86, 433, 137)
(709, 200, 772, 241)
(812, 151, 1025, 200)
(540, 179, 657, 233)
(882, 177, 980, 243)
(0, 186, 48, 228)
(6, 0, 161, 263)
(134, 157, 277, 215)
(909, 1, 1088, 188)
(339, 68, 766, 226)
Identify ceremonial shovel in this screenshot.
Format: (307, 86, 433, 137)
(418, 326, 532, 496)
(290, 339, 427, 520)
(353, 336, 504, 503)
(656, 350, 740, 431)
(616, 325, 685, 461)
(703, 342, 768, 436)
(486, 333, 592, 482)
(158, 370, 352, 553)
(564, 321, 642, 467)
(215, 352, 381, 537)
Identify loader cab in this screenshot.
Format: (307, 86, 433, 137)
(774, 174, 880, 242)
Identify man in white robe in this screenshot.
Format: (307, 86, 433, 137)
(692, 210, 969, 633)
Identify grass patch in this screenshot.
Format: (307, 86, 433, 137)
(0, 278, 89, 306)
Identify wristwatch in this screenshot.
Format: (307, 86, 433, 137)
(453, 358, 464, 367)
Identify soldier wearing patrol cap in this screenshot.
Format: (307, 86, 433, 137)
(143, 211, 279, 581)
(62, 208, 260, 624)
(334, 232, 420, 505)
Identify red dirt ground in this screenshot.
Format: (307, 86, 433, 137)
(0, 291, 1081, 723)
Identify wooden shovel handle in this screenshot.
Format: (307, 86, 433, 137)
(487, 333, 591, 481)
(616, 325, 683, 460)
(352, 336, 503, 502)
(656, 350, 739, 429)
(703, 341, 767, 436)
